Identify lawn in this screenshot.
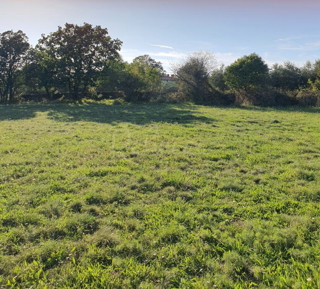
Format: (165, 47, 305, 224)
(0, 102, 319, 288)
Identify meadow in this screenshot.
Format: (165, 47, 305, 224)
(0, 102, 319, 288)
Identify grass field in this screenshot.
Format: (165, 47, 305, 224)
(0, 102, 319, 288)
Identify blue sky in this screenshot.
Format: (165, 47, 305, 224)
(1, 0, 320, 72)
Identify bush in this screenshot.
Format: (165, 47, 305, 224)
(172, 52, 219, 104)
(232, 87, 273, 106)
(296, 90, 320, 106)
(231, 87, 297, 107)
(273, 90, 296, 106)
(225, 54, 269, 94)
(212, 90, 236, 106)
(113, 98, 127, 105)
(151, 91, 189, 104)
(270, 62, 301, 91)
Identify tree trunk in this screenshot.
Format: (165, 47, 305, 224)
(73, 85, 79, 101)
(45, 86, 51, 99)
(8, 78, 14, 103)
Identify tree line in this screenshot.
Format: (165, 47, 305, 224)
(1, 23, 320, 106)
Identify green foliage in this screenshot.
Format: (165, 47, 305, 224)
(300, 61, 316, 88)
(98, 60, 140, 99)
(127, 55, 164, 101)
(132, 54, 164, 74)
(270, 62, 301, 91)
(209, 65, 229, 91)
(0, 30, 30, 103)
(0, 103, 320, 287)
(224, 53, 269, 104)
(0, 24, 319, 108)
(98, 56, 164, 102)
(306, 60, 320, 92)
(310, 78, 320, 92)
(296, 90, 320, 106)
(23, 48, 61, 97)
(36, 23, 122, 100)
(173, 52, 228, 104)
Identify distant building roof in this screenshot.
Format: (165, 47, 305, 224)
(161, 74, 175, 82)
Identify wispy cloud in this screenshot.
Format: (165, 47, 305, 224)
(279, 41, 320, 51)
(275, 35, 320, 42)
(150, 51, 186, 58)
(121, 49, 241, 72)
(121, 49, 186, 61)
(274, 35, 320, 52)
(215, 52, 240, 66)
(120, 49, 187, 72)
(275, 36, 304, 42)
(148, 44, 174, 49)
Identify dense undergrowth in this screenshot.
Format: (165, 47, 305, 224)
(0, 102, 319, 288)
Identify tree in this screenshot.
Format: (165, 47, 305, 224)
(127, 55, 164, 101)
(97, 56, 164, 102)
(209, 64, 228, 91)
(36, 23, 122, 100)
(270, 62, 301, 91)
(0, 30, 30, 104)
(224, 53, 269, 93)
(98, 59, 142, 99)
(172, 51, 219, 103)
(23, 48, 61, 97)
(132, 55, 164, 74)
(224, 53, 269, 104)
(300, 61, 315, 88)
(308, 60, 320, 91)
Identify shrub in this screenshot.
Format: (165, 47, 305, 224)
(172, 52, 220, 104)
(224, 54, 269, 97)
(232, 87, 273, 106)
(113, 98, 127, 105)
(296, 90, 320, 106)
(272, 90, 296, 106)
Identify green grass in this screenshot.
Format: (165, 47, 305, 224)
(0, 102, 319, 288)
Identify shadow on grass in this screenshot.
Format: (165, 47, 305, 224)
(0, 103, 213, 125)
(222, 105, 320, 114)
(2, 102, 318, 124)
(0, 104, 46, 121)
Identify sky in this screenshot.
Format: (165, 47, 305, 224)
(1, 0, 320, 72)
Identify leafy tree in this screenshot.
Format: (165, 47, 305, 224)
(127, 55, 164, 101)
(209, 65, 228, 91)
(23, 48, 61, 97)
(172, 52, 219, 103)
(132, 55, 164, 74)
(97, 56, 164, 102)
(225, 53, 269, 92)
(270, 62, 301, 91)
(224, 53, 269, 104)
(97, 59, 142, 99)
(0, 30, 30, 104)
(300, 61, 315, 88)
(36, 23, 122, 100)
(306, 60, 320, 91)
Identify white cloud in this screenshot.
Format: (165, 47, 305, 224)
(120, 49, 187, 73)
(275, 36, 304, 42)
(279, 41, 320, 51)
(148, 44, 174, 49)
(215, 52, 239, 66)
(121, 49, 245, 73)
(150, 51, 187, 59)
(120, 49, 141, 63)
(274, 35, 320, 52)
(120, 49, 186, 62)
